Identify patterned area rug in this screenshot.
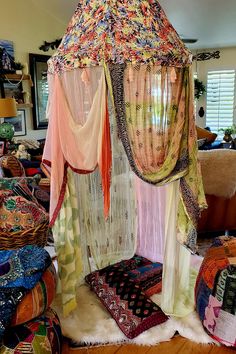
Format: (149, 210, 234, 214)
(52, 284, 213, 347)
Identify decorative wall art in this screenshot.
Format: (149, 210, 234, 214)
(29, 53, 50, 129)
(0, 39, 15, 73)
(4, 109, 26, 136)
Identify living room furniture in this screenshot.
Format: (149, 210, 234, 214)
(195, 236, 236, 347)
(198, 149, 236, 235)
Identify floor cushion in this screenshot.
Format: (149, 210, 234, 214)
(85, 256, 168, 339)
(195, 236, 236, 347)
(1, 308, 62, 354)
(11, 263, 57, 326)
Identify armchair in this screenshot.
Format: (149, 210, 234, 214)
(198, 149, 236, 235)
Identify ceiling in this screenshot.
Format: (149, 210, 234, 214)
(39, 0, 236, 50)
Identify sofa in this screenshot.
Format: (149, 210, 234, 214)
(198, 149, 236, 235)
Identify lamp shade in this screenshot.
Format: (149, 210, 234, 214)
(0, 98, 17, 118)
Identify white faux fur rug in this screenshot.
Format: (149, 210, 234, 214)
(52, 284, 214, 346)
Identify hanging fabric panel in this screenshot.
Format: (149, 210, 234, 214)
(75, 101, 137, 272)
(135, 178, 197, 316)
(52, 168, 83, 316)
(47, 75, 137, 316)
(43, 67, 111, 226)
(135, 177, 166, 263)
(161, 180, 196, 316)
(109, 63, 206, 252)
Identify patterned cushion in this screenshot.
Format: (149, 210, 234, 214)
(11, 263, 57, 326)
(0, 155, 25, 177)
(0, 195, 48, 232)
(86, 256, 168, 339)
(195, 236, 236, 347)
(1, 308, 62, 354)
(127, 262, 162, 297)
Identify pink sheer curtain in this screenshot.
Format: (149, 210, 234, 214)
(135, 176, 167, 263)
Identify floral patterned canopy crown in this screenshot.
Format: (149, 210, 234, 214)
(48, 0, 192, 73)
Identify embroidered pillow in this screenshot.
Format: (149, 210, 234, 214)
(0, 195, 48, 232)
(86, 257, 168, 339)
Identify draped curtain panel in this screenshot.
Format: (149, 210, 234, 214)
(108, 64, 206, 252)
(47, 69, 137, 315)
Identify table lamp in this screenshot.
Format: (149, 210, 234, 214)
(0, 98, 17, 153)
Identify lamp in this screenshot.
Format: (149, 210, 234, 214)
(0, 98, 17, 153)
(0, 98, 17, 118)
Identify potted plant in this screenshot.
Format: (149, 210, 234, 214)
(14, 62, 24, 75)
(218, 125, 236, 142)
(194, 79, 206, 100)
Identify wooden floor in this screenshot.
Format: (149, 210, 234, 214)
(62, 336, 235, 353)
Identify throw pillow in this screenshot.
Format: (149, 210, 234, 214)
(86, 256, 168, 339)
(196, 126, 217, 143)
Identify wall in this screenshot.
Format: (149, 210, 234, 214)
(0, 0, 67, 140)
(193, 47, 236, 128)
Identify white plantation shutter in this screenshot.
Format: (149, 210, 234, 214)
(206, 70, 235, 135)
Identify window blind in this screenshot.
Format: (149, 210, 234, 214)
(206, 70, 235, 134)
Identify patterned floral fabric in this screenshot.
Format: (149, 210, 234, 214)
(48, 0, 191, 73)
(0, 246, 51, 342)
(0, 195, 48, 233)
(11, 263, 57, 326)
(86, 255, 167, 339)
(1, 308, 62, 354)
(195, 236, 236, 347)
(108, 63, 206, 252)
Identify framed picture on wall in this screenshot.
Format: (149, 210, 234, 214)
(29, 53, 50, 130)
(0, 141, 5, 156)
(1, 81, 24, 103)
(4, 109, 26, 136)
(0, 39, 15, 73)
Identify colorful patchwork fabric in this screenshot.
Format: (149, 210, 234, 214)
(0, 246, 52, 341)
(86, 256, 167, 339)
(0, 195, 48, 233)
(127, 263, 162, 296)
(48, 0, 191, 73)
(1, 308, 62, 354)
(11, 263, 57, 326)
(195, 236, 236, 347)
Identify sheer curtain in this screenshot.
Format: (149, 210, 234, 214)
(47, 69, 137, 315)
(75, 98, 137, 272)
(135, 176, 166, 263)
(135, 178, 197, 317)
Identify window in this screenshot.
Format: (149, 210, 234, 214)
(206, 70, 235, 135)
